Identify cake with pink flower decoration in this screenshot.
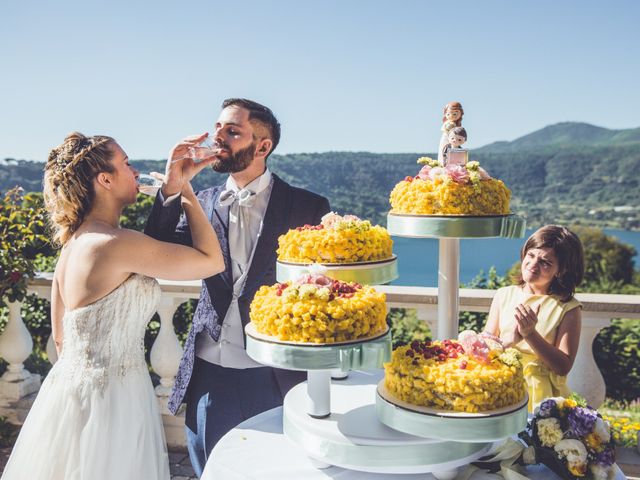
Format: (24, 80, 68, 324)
(250, 273, 387, 343)
(277, 212, 393, 264)
(383, 330, 526, 412)
(389, 102, 511, 216)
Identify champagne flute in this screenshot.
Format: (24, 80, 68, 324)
(137, 174, 163, 196)
(172, 135, 219, 163)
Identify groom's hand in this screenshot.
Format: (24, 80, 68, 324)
(162, 133, 216, 197)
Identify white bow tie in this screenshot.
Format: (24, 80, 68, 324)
(218, 188, 256, 208)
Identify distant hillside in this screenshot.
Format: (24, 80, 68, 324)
(2, 122, 639, 230)
(479, 122, 640, 151)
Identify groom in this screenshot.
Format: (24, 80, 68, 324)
(145, 98, 330, 475)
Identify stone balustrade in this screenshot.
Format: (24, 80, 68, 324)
(1, 274, 639, 446)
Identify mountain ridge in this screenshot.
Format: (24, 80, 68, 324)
(478, 122, 640, 151)
(2, 122, 639, 230)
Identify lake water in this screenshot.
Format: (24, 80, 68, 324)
(391, 229, 640, 287)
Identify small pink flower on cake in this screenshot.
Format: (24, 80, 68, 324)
(295, 273, 333, 287)
(417, 165, 431, 180)
(275, 274, 362, 301)
(445, 164, 470, 184)
(412, 158, 493, 186)
(428, 166, 446, 181)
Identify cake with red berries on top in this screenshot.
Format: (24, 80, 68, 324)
(249, 274, 387, 343)
(383, 331, 526, 412)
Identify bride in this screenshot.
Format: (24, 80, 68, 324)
(1, 132, 223, 479)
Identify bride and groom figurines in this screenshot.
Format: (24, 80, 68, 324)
(437, 101, 468, 167)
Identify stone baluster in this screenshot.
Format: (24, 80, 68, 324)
(0, 301, 41, 400)
(567, 314, 612, 408)
(150, 296, 184, 415)
(27, 280, 58, 365)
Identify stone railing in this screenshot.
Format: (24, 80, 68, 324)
(1, 274, 639, 447)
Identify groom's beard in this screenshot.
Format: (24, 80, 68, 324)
(211, 141, 256, 173)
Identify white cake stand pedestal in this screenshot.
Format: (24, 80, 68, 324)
(245, 323, 391, 418)
(282, 370, 491, 479)
(386, 213, 526, 339)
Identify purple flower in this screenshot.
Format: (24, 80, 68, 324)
(594, 446, 615, 466)
(567, 407, 598, 437)
(538, 399, 558, 418)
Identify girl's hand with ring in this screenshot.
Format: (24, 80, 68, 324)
(514, 303, 540, 338)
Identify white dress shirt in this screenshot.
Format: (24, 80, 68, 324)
(194, 169, 273, 368)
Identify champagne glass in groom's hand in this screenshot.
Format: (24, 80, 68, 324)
(161, 133, 218, 197)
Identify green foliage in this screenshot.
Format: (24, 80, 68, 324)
(573, 226, 637, 285)
(0, 188, 50, 307)
(120, 193, 155, 231)
(388, 308, 431, 348)
(593, 318, 640, 403)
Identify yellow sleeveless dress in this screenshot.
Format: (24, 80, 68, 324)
(495, 285, 581, 411)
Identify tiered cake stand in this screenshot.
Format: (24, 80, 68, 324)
(246, 218, 527, 478)
(373, 213, 528, 477)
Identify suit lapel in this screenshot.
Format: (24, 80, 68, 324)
(242, 175, 289, 295)
(207, 185, 233, 290)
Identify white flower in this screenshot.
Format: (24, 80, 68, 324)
(554, 439, 588, 476)
(320, 212, 342, 228)
(593, 417, 611, 443)
(537, 417, 563, 447)
(428, 167, 446, 180)
(589, 463, 615, 480)
(478, 167, 491, 179)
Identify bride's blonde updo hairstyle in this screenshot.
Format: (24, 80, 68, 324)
(43, 132, 115, 245)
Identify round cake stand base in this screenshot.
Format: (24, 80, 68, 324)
(376, 381, 529, 443)
(283, 370, 491, 475)
(276, 256, 399, 285)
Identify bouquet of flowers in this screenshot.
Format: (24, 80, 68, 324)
(519, 396, 617, 480)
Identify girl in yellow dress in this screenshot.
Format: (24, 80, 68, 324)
(484, 225, 585, 411)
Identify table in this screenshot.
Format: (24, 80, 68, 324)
(202, 406, 626, 479)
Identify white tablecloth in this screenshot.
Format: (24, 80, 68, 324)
(202, 406, 626, 479)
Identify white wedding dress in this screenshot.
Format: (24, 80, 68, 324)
(1, 274, 170, 479)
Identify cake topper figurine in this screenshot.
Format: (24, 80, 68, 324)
(442, 126, 468, 166)
(438, 101, 464, 164)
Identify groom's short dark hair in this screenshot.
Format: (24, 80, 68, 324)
(222, 98, 281, 158)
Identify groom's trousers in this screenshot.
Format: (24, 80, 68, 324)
(184, 357, 287, 477)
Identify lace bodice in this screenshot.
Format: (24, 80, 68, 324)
(52, 274, 161, 394)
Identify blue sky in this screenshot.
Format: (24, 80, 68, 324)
(1, 0, 638, 161)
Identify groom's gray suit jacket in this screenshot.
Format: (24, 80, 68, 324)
(144, 174, 330, 414)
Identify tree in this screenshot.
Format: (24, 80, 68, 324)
(572, 226, 636, 285)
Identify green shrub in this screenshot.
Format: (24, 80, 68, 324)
(388, 308, 431, 348)
(0, 188, 50, 307)
(593, 318, 640, 403)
